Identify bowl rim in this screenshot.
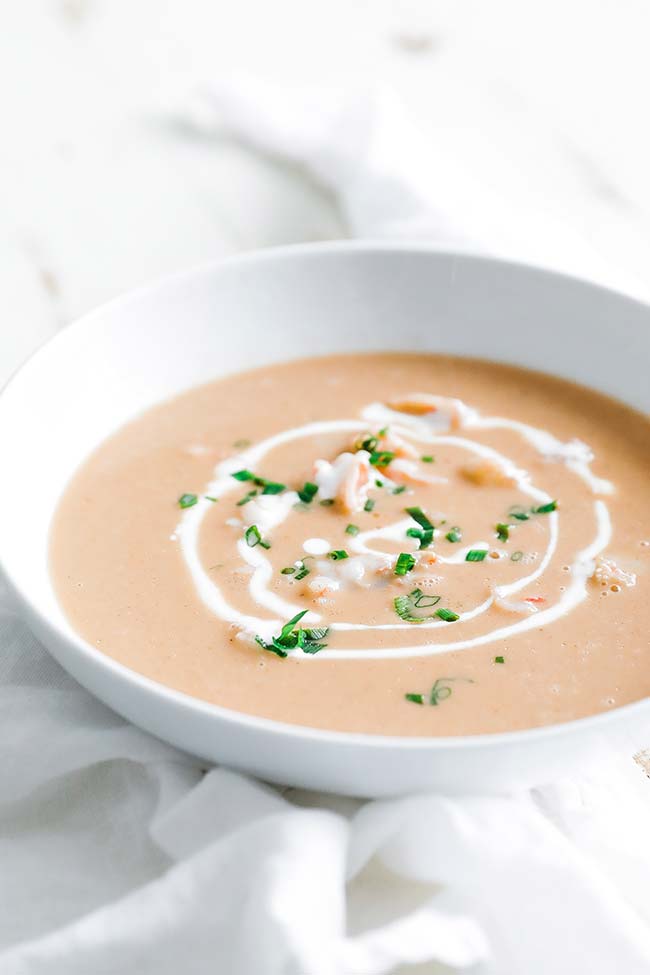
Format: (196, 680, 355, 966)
(2, 238, 649, 752)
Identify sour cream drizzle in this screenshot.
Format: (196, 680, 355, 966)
(178, 402, 613, 654)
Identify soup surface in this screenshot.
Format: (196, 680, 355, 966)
(50, 354, 650, 735)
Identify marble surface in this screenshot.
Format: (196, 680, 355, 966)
(2, 0, 650, 384)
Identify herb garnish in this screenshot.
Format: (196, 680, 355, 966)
(405, 506, 434, 549)
(435, 608, 460, 622)
(281, 567, 296, 575)
(394, 588, 441, 622)
(533, 500, 557, 514)
(445, 527, 462, 543)
(495, 655, 505, 664)
(298, 482, 318, 504)
(237, 489, 258, 506)
(395, 552, 416, 575)
(245, 525, 271, 550)
(465, 548, 487, 562)
(205, 495, 218, 503)
(369, 450, 395, 468)
(421, 455, 434, 463)
(345, 524, 360, 536)
(511, 550, 524, 562)
(405, 677, 464, 707)
(255, 610, 329, 657)
(319, 499, 335, 507)
(232, 470, 286, 495)
(178, 493, 198, 509)
(364, 499, 375, 512)
(294, 560, 310, 580)
(329, 550, 349, 560)
(495, 523, 510, 542)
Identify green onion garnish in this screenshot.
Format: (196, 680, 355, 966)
(237, 489, 258, 506)
(405, 506, 434, 550)
(435, 608, 460, 622)
(328, 549, 349, 560)
(319, 499, 335, 507)
(445, 527, 462, 543)
(395, 552, 416, 575)
(465, 549, 487, 562)
(391, 485, 407, 495)
(421, 455, 434, 463)
(364, 499, 375, 512)
(294, 561, 310, 580)
(533, 500, 557, 514)
(204, 495, 218, 503)
(511, 550, 524, 562)
(430, 679, 454, 705)
(495, 523, 510, 542)
(262, 481, 286, 495)
(178, 493, 198, 509)
(405, 693, 425, 705)
(494, 655, 505, 664)
(369, 450, 395, 468)
(232, 470, 254, 482)
(345, 524, 360, 536)
(394, 588, 441, 622)
(281, 566, 296, 575)
(245, 525, 271, 550)
(298, 482, 318, 503)
(255, 610, 329, 657)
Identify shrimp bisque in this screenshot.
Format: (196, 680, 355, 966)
(50, 354, 650, 736)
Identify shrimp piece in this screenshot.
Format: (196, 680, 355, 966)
(388, 393, 472, 430)
(313, 451, 371, 513)
(307, 575, 340, 598)
(460, 458, 516, 488)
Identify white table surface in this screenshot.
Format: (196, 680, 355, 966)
(2, 0, 650, 386)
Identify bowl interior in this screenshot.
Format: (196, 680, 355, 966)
(1, 244, 649, 649)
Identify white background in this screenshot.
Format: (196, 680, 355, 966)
(2, 0, 650, 384)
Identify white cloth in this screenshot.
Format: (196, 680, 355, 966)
(4, 78, 650, 974)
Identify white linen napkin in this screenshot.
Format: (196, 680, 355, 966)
(4, 77, 650, 974)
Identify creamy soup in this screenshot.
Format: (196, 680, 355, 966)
(50, 354, 650, 736)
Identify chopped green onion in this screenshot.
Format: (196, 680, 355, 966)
(435, 608, 459, 622)
(328, 549, 349, 560)
(232, 470, 254, 482)
(204, 495, 218, 503)
(445, 527, 462, 543)
(394, 588, 442, 623)
(364, 499, 375, 512)
(319, 499, 335, 507)
(255, 610, 329, 657)
(369, 450, 395, 468)
(237, 489, 258, 506)
(345, 524, 360, 536)
(533, 500, 558, 514)
(430, 679, 453, 705)
(405, 506, 434, 531)
(375, 479, 383, 489)
(421, 455, 434, 463)
(465, 549, 487, 562)
(405, 693, 425, 705)
(508, 504, 530, 521)
(245, 525, 271, 550)
(294, 561, 310, 580)
(395, 552, 416, 576)
(178, 493, 198, 509)
(391, 485, 407, 495)
(298, 482, 318, 504)
(281, 567, 296, 575)
(356, 434, 379, 453)
(262, 482, 286, 495)
(494, 655, 505, 664)
(511, 550, 524, 562)
(495, 523, 510, 542)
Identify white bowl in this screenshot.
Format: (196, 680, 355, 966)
(1, 242, 649, 797)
